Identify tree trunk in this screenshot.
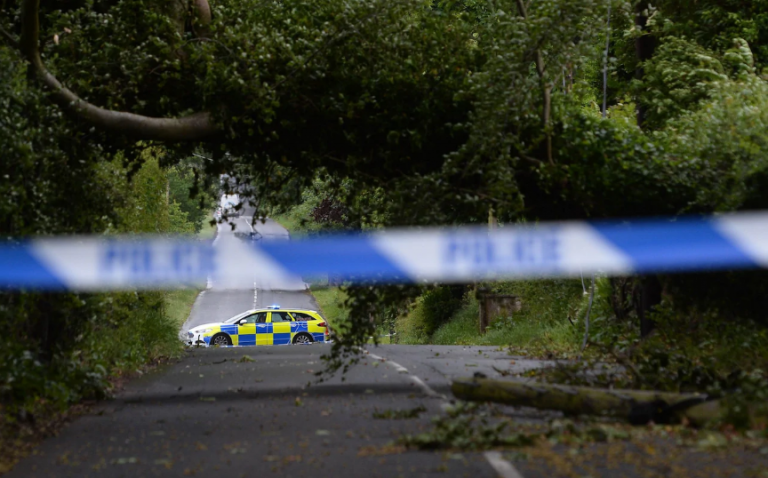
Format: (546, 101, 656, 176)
(609, 277, 633, 322)
(452, 377, 767, 428)
(634, 2, 656, 128)
(634, 275, 661, 338)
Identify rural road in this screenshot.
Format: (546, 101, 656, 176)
(184, 208, 316, 333)
(8, 211, 765, 477)
(9, 211, 542, 478)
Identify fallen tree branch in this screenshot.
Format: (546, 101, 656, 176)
(492, 365, 513, 377)
(586, 339, 644, 386)
(191, 0, 212, 37)
(451, 377, 734, 426)
(20, 0, 216, 141)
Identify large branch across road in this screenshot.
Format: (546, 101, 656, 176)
(20, 0, 216, 142)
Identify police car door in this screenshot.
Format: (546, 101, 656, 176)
(237, 312, 264, 346)
(269, 311, 293, 345)
(251, 312, 270, 345)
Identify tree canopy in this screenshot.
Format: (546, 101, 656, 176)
(4, 0, 768, 375)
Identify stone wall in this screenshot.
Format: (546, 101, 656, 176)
(478, 292, 522, 333)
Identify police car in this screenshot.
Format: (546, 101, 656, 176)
(187, 306, 329, 347)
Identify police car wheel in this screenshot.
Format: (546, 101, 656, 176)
(293, 333, 313, 345)
(211, 334, 232, 347)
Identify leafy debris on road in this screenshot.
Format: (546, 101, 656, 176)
(357, 445, 407, 457)
(372, 405, 427, 420)
(397, 402, 536, 450)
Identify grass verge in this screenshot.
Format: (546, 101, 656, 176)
(311, 280, 585, 352)
(164, 289, 201, 330)
(429, 298, 580, 356)
(311, 285, 347, 330)
(310, 285, 396, 343)
(395, 280, 587, 356)
(198, 213, 218, 240)
(270, 212, 303, 236)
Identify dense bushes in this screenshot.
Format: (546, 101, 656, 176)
(0, 343, 107, 415)
(420, 286, 467, 336)
(0, 46, 207, 447)
(0, 292, 183, 414)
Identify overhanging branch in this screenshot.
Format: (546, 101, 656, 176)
(0, 25, 18, 48)
(191, 0, 212, 37)
(20, 0, 216, 142)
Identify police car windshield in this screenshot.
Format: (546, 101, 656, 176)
(224, 311, 252, 324)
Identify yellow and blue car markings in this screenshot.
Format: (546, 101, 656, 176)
(198, 309, 328, 347)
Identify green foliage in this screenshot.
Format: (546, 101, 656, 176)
(660, 75, 768, 212)
(394, 279, 585, 355)
(419, 286, 466, 336)
(271, 177, 343, 235)
(372, 405, 427, 419)
(425, 299, 479, 345)
(635, 36, 761, 130)
(40, 0, 197, 120)
(168, 165, 217, 233)
(399, 402, 643, 451)
(394, 295, 436, 345)
(100, 151, 198, 235)
(0, 45, 113, 418)
(0, 290, 185, 421)
(635, 37, 728, 129)
(492, 280, 586, 325)
(0, 44, 201, 443)
(4, 0, 768, 402)
(398, 402, 536, 450)
(0, 47, 114, 236)
(535, 286, 768, 416)
(163, 289, 202, 330)
(432, 0, 493, 26)
(311, 286, 348, 327)
(428, 283, 583, 355)
(84, 292, 184, 376)
(653, 0, 768, 69)
(0, 345, 107, 412)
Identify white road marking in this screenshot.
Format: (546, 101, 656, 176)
(408, 375, 444, 399)
(366, 350, 527, 478)
(207, 224, 222, 289)
(253, 283, 258, 309)
(483, 452, 525, 478)
(367, 352, 443, 398)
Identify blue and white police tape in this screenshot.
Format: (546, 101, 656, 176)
(2, 212, 768, 290)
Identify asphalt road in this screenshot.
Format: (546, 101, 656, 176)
(11, 344, 517, 478)
(185, 208, 315, 333)
(7, 212, 533, 478)
(9, 212, 766, 477)
(12, 342, 767, 478)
